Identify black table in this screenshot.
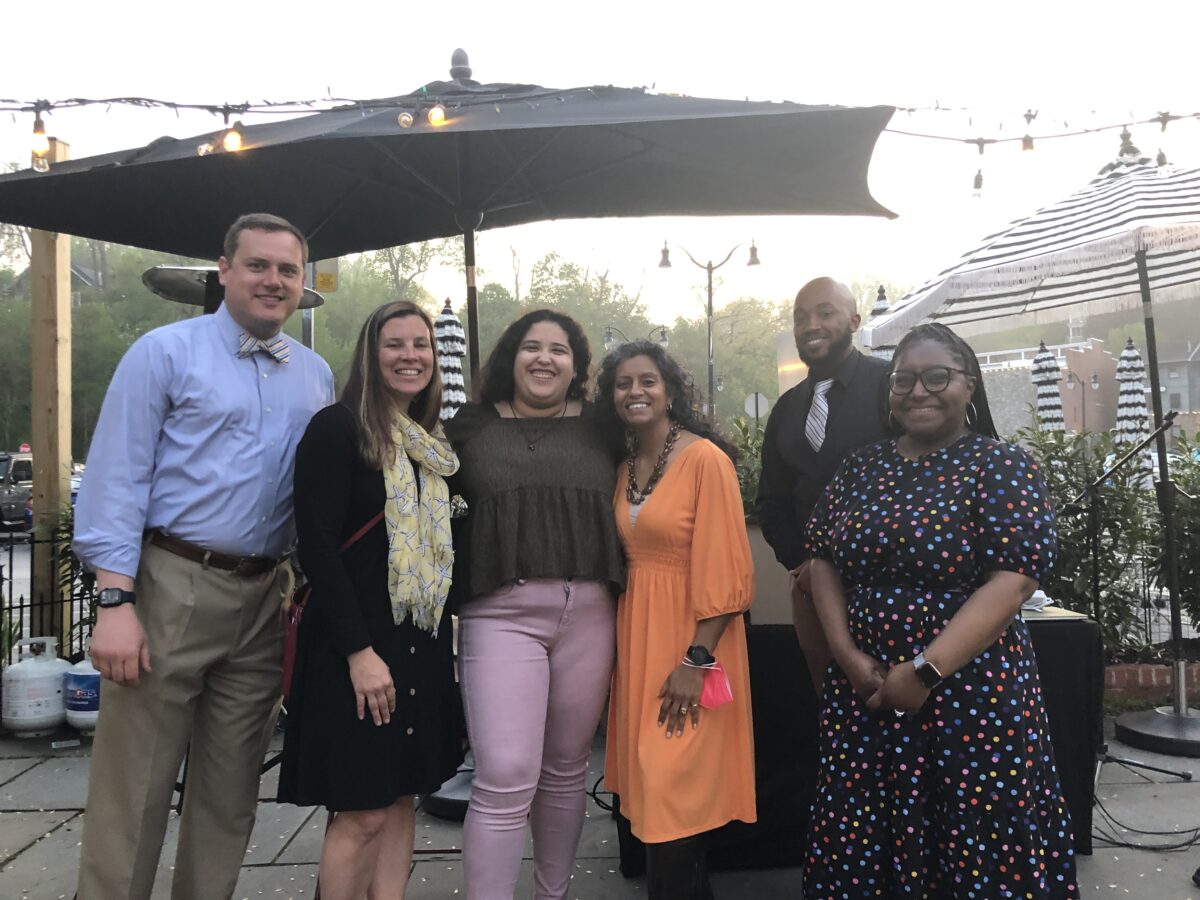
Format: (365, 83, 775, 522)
(615, 612, 1102, 875)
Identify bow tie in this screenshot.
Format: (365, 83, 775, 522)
(237, 333, 289, 364)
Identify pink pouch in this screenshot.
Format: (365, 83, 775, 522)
(699, 662, 733, 709)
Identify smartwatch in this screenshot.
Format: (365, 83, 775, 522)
(911, 652, 944, 689)
(97, 588, 137, 609)
(684, 645, 716, 667)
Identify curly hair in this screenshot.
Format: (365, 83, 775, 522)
(890, 322, 999, 439)
(479, 309, 592, 406)
(594, 341, 738, 461)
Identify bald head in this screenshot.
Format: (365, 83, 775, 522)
(792, 276, 861, 372)
(794, 277, 857, 317)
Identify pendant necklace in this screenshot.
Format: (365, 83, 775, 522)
(627, 421, 682, 503)
(508, 401, 567, 452)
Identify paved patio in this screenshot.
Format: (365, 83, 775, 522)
(0, 722, 1198, 898)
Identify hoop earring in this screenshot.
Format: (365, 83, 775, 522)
(888, 410, 901, 432)
(966, 401, 979, 428)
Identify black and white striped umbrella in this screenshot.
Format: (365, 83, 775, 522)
(435, 299, 468, 421)
(863, 137, 1200, 345)
(1114, 337, 1152, 451)
(1031, 341, 1065, 432)
(868, 286, 895, 361)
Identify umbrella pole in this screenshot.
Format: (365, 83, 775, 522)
(465, 226, 481, 386)
(1114, 250, 1200, 757)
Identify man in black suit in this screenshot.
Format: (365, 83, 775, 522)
(756, 277, 891, 690)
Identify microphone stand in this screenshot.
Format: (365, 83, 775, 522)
(1061, 413, 1193, 784)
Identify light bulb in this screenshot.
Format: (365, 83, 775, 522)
(32, 156, 49, 173)
(397, 111, 414, 128)
(222, 122, 244, 153)
(427, 104, 446, 126)
(197, 142, 215, 156)
(31, 113, 50, 160)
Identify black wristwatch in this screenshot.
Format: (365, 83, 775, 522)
(912, 652, 944, 689)
(97, 588, 137, 609)
(684, 645, 716, 667)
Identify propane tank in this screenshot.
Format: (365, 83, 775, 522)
(2, 637, 72, 737)
(65, 648, 101, 733)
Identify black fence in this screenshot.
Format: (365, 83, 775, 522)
(1, 533, 96, 666)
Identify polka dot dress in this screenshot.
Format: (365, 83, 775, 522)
(802, 434, 1079, 899)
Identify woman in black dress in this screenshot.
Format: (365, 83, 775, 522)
(804, 323, 1078, 898)
(279, 300, 463, 899)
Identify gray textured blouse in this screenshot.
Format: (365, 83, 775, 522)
(445, 402, 626, 600)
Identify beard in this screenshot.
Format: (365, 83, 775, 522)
(795, 327, 854, 367)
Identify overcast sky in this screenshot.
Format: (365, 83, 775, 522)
(4, 0, 1199, 322)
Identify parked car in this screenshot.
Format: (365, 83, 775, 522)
(0, 452, 32, 531)
(21, 474, 81, 531)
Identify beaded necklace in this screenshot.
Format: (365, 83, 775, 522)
(626, 421, 682, 504)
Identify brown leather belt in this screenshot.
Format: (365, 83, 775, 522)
(146, 530, 279, 577)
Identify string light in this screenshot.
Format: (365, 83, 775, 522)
(221, 120, 244, 152)
(30, 112, 50, 172)
(4, 94, 1200, 177)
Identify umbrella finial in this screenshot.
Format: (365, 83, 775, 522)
(871, 286, 890, 318)
(450, 49, 473, 83)
(1119, 127, 1139, 157)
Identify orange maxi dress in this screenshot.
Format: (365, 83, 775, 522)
(604, 439, 757, 843)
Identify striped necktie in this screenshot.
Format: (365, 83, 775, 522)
(805, 378, 834, 452)
(237, 332, 289, 364)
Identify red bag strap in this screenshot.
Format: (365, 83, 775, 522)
(340, 510, 385, 551)
(292, 511, 384, 615)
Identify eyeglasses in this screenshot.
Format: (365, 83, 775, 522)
(888, 366, 971, 395)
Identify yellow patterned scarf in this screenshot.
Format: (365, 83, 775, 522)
(382, 415, 459, 634)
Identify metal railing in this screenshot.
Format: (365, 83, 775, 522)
(1, 533, 96, 667)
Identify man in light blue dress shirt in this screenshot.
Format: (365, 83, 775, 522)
(73, 213, 334, 900)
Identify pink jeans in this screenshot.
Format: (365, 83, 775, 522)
(458, 579, 616, 899)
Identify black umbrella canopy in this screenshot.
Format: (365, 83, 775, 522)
(0, 59, 895, 261)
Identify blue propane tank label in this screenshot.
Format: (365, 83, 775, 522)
(64, 672, 100, 712)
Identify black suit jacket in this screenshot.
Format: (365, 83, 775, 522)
(755, 349, 890, 570)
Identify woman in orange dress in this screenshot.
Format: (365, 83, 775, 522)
(596, 341, 756, 899)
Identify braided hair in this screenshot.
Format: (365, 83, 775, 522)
(890, 323, 999, 439)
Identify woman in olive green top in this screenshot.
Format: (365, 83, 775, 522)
(445, 309, 624, 900)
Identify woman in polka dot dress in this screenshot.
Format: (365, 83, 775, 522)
(803, 323, 1079, 899)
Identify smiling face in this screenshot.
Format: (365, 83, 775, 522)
(792, 278, 860, 370)
(512, 320, 575, 411)
(377, 313, 435, 412)
(217, 228, 305, 339)
(612, 354, 671, 430)
(889, 338, 976, 446)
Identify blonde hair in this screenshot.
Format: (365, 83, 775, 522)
(341, 300, 444, 468)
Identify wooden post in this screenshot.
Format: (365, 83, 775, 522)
(29, 137, 72, 644)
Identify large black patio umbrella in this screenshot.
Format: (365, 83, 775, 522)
(864, 133, 1200, 756)
(0, 50, 896, 376)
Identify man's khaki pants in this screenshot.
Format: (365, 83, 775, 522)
(77, 542, 287, 900)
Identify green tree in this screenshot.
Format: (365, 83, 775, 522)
(0, 291, 32, 450)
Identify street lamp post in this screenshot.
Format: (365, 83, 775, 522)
(1064, 370, 1100, 432)
(602, 324, 670, 353)
(659, 240, 760, 416)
